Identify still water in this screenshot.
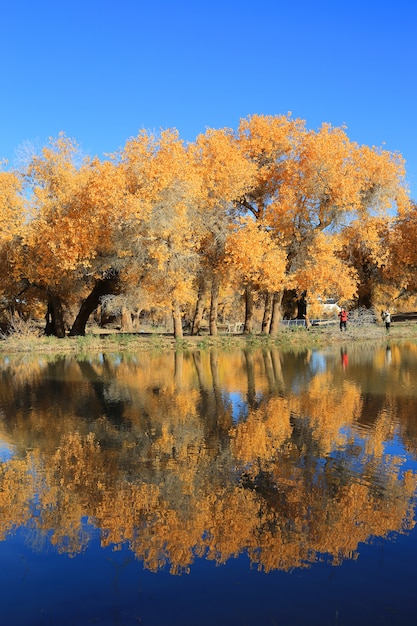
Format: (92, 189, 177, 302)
(0, 341, 417, 625)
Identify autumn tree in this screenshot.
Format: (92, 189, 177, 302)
(115, 129, 204, 339)
(225, 217, 287, 333)
(382, 201, 417, 305)
(234, 114, 304, 331)
(236, 115, 409, 332)
(189, 128, 257, 335)
(337, 216, 393, 309)
(2, 134, 137, 337)
(0, 169, 26, 244)
(8, 135, 90, 335)
(66, 156, 133, 336)
(0, 168, 27, 326)
(0, 118, 410, 339)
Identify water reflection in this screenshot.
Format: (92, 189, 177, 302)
(0, 343, 417, 575)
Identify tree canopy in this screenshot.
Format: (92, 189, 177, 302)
(0, 115, 412, 337)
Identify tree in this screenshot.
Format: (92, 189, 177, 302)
(116, 129, 203, 339)
(294, 231, 359, 311)
(338, 216, 391, 309)
(10, 135, 130, 336)
(235, 113, 305, 331)
(236, 115, 409, 331)
(189, 128, 257, 335)
(0, 169, 25, 245)
(385, 200, 417, 296)
(6, 135, 90, 335)
(0, 168, 28, 327)
(0, 118, 410, 340)
(225, 217, 287, 333)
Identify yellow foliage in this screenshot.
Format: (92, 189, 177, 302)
(294, 231, 358, 300)
(226, 217, 287, 291)
(0, 171, 25, 244)
(230, 397, 292, 463)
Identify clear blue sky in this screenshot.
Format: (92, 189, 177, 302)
(1, 0, 416, 199)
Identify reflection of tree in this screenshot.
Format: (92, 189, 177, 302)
(0, 345, 417, 573)
(1, 430, 415, 573)
(77, 357, 128, 428)
(0, 458, 34, 541)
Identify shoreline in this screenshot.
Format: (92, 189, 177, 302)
(1, 322, 417, 356)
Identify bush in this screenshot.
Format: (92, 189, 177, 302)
(0, 315, 40, 340)
(348, 307, 378, 326)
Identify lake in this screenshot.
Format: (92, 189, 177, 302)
(0, 341, 417, 625)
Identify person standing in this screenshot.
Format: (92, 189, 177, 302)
(338, 307, 348, 331)
(382, 309, 391, 332)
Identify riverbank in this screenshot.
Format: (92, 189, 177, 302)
(1, 321, 417, 355)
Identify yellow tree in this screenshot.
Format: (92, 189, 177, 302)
(235, 113, 304, 330)
(384, 200, 417, 302)
(236, 116, 409, 332)
(0, 169, 25, 244)
(11, 134, 91, 335)
(0, 169, 27, 326)
(293, 231, 359, 312)
(337, 215, 393, 310)
(189, 128, 257, 335)
(225, 217, 287, 333)
(116, 129, 203, 339)
(10, 134, 129, 336)
(66, 157, 133, 335)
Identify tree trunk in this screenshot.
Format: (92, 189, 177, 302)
(296, 292, 307, 320)
(172, 300, 183, 340)
(69, 273, 120, 336)
(243, 284, 254, 334)
(131, 310, 141, 331)
(245, 351, 257, 410)
(281, 289, 298, 319)
(296, 292, 309, 328)
(45, 294, 66, 338)
(261, 291, 273, 334)
(192, 276, 208, 335)
(44, 302, 53, 337)
(209, 275, 220, 336)
(269, 291, 284, 335)
(120, 307, 134, 332)
(357, 286, 373, 309)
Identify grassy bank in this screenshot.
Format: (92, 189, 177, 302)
(1, 321, 417, 355)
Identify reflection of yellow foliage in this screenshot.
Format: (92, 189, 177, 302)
(311, 480, 416, 565)
(1, 346, 417, 575)
(364, 406, 397, 458)
(230, 397, 292, 463)
(0, 420, 416, 574)
(0, 459, 34, 540)
(290, 372, 362, 453)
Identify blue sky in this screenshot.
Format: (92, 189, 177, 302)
(1, 0, 416, 199)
